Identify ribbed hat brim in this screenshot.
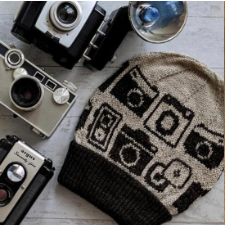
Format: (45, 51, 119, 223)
(58, 141, 172, 225)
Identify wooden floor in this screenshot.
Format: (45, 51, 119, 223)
(0, 1, 224, 225)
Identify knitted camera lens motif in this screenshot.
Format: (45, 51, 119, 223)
(109, 125, 158, 176)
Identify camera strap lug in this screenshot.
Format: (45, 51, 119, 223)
(8, 43, 16, 49)
(81, 19, 108, 62)
(89, 42, 98, 49)
(31, 127, 46, 139)
(110, 55, 117, 63)
(97, 29, 106, 36)
(63, 80, 78, 93)
(96, 19, 107, 37)
(82, 52, 91, 61)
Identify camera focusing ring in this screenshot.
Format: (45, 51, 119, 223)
(50, 1, 82, 32)
(9, 76, 44, 112)
(5, 49, 25, 69)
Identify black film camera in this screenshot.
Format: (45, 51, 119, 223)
(11, 1, 187, 71)
(11, 1, 131, 71)
(0, 135, 54, 225)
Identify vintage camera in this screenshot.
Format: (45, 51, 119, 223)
(11, 1, 188, 71)
(11, 1, 107, 70)
(0, 135, 54, 225)
(0, 40, 77, 138)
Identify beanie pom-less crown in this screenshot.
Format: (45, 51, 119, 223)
(59, 52, 224, 225)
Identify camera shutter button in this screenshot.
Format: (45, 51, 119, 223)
(7, 164, 26, 182)
(53, 88, 70, 105)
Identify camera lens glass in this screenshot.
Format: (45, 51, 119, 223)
(0, 189, 7, 202)
(8, 52, 20, 65)
(57, 3, 77, 25)
(0, 184, 12, 207)
(11, 77, 42, 109)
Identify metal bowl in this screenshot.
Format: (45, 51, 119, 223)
(129, 1, 188, 43)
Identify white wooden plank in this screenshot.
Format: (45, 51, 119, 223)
(22, 218, 225, 225)
(22, 219, 117, 225)
(213, 69, 224, 78)
(187, 1, 224, 18)
(0, 2, 224, 225)
(0, 1, 223, 18)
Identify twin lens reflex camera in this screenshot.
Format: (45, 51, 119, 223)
(0, 135, 54, 225)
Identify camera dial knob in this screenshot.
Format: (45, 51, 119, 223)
(13, 68, 28, 80)
(7, 164, 26, 182)
(53, 88, 70, 105)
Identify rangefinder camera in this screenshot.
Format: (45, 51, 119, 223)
(0, 135, 54, 225)
(0, 40, 77, 138)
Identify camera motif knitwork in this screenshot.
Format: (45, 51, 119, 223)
(59, 52, 224, 225)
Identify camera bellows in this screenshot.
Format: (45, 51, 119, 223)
(58, 52, 224, 225)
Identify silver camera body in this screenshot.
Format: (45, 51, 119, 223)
(0, 135, 54, 225)
(0, 41, 77, 138)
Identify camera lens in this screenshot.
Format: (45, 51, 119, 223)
(8, 52, 20, 65)
(10, 76, 44, 111)
(0, 184, 12, 207)
(0, 189, 7, 202)
(50, 1, 82, 32)
(57, 3, 77, 25)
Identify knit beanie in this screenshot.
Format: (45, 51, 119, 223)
(58, 52, 224, 225)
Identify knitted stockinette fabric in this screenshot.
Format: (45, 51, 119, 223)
(59, 52, 224, 225)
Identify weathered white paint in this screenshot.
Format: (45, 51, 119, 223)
(0, 1, 223, 225)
